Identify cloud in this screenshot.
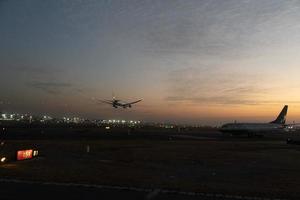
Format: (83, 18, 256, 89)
(165, 96, 298, 106)
(12, 66, 48, 74)
(165, 67, 275, 106)
(27, 81, 72, 94)
(3, 65, 63, 74)
(166, 95, 300, 106)
(140, 0, 300, 61)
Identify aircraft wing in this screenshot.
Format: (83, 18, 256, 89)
(98, 99, 114, 105)
(285, 123, 300, 126)
(124, 99, 143, 106)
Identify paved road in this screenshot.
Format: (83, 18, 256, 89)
(0, 179, 288, 200)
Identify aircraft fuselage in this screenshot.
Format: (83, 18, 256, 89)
(220, 105, 288, 135)
(113, 101, 130, 108)
(220, 123, 285, 134)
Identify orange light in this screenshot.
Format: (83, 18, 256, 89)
(17, 150, 33, 161)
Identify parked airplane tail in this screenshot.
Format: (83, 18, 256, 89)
(270, 105, 288, 124)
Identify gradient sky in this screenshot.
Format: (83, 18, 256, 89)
(1, 0, 300, 125)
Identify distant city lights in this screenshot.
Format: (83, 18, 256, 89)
(0, 112, 143, 127)
(0, 112, 194, 129)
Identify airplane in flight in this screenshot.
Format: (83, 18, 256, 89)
(99, 97, 142, 108)
(220, 105, 290, 136)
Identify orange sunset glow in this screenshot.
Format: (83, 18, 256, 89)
(1, 1, 300, 125)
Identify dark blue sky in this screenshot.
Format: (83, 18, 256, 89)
(1, 0, 300, 125)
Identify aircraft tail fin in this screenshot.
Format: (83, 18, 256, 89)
(270, 105, 288, 124)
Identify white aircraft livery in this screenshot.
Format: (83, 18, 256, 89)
(220, 105, 288, 136)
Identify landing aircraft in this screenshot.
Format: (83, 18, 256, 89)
(99, 97, 142, 108)
(220, 105, 290, 136)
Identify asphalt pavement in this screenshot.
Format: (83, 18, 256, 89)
(0, 179, 288, 200)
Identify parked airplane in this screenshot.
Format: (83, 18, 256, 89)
(220, 105, 289, 136)
(99, 97, 142, 108)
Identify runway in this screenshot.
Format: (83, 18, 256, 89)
(0, 179, 288, 200)
(1, 127, 299, 199)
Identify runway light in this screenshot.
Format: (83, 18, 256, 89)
(1, 157, 6, 163)
(105, 126, 110, 130)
